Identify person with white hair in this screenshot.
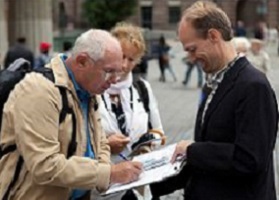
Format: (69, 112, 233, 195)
(231, 37, 251, 55)
(246, 38, 270, 75)
(0, 29, 143, 200)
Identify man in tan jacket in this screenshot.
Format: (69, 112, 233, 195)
(0, 29, 142, 200)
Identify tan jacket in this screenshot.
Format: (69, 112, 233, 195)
(0, 55, 111, 200)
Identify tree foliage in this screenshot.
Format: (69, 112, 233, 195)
(83, 0, 137, 30)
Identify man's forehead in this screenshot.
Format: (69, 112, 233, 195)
(183, 42, 197, 48)
(105, 47, 122, 57)
(104, 60, 121, 68)
(102, 56, 122, 72)
(178, 22, 197, 48)
(179, 21, 195, 39)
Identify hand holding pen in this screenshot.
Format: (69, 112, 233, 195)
(110, 157, 143, 184)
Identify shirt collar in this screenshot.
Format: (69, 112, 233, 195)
(206, 54, 240, 88)
(61, 55, 90, 101)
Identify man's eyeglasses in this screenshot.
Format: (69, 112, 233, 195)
(103, 70, 122, 81)
(87, 54, 122, 81)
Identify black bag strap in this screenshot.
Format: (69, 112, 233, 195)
(1, 145, 16, 157)
(37, 70, 77, 158)
(57, 87, 77, 158)
(133, 80, 150, 113)
(101, 94, 108, 110)
(133, 79, 152, 129)
(2, 156, 23, 200)
(58, 87, 70, 124)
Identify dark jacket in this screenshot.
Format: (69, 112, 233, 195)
(151, 57, 278, 200)
(4, 44, 34, 68)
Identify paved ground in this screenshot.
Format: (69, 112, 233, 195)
(145, 40, 279, 199)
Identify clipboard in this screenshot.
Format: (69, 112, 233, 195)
(102, 143, 185, 195)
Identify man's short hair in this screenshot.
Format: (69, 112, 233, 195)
(72, 29, 121, 62)
(181, 1, 233, 41)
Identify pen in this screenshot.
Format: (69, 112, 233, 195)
(119, 153, 129, 161)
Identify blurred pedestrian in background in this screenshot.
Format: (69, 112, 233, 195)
(182, 56, 203, 88)
(234, 20, 247, 37)
(246, 38, 270, 75)
(62, 41, 73, 57)
(4, 37, 34, 69)
(231, 37, 250, 55)
(34, 42, 52, 69)
(157, 35, 177, 82)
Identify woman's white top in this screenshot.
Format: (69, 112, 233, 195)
(98, 73, 164, 163)
(91, 73, 163, 200)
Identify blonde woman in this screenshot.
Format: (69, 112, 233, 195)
(93, 23, 165, 200)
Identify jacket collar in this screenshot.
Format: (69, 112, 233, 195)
(46, 54, 84, 104)
(47, 54, 98, 109)
(46, 54, 72, 89)
(201, 56, 249, 135)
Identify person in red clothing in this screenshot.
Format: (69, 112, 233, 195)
(34, 42, 52, 69)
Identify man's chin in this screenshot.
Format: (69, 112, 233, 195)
(89, 89, 103, 95)
(198, 62, 210, 73)
(98, 87, 108, 94)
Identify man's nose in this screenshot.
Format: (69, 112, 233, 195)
(188, 53, 196, 63)
(108, 74, 119, 84)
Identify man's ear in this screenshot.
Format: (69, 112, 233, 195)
(75, 53, 88, 69)
(207, 28, 221, 43)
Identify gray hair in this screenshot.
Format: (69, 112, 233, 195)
(232, 37, 251, 53)
(72, 29, 121, 61)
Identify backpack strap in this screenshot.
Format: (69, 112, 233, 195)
(129, 87, 133, 110)
(101, 94, 108, 110)
(133, 79, 152, 129)
(35, 69, 77, 158)
(2, 156, 24, 200)
(1, 145, 16, 158)
(58, 87, 77, 158)
(31, 68, 77, 158)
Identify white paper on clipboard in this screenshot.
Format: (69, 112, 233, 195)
(103, 143, 185, 195)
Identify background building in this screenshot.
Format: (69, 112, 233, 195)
(0, 0, 53, 58)
(0, 0, 278, 63)
(130, 0, 279, 31)
(54, 0, 279, 31)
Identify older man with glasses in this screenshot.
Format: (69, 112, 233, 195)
(0, 29, 142, 200)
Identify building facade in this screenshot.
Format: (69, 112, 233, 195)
(55, 0, 279, 31)
(130, 0, 279, 30)
(1, 0, 278, 64)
